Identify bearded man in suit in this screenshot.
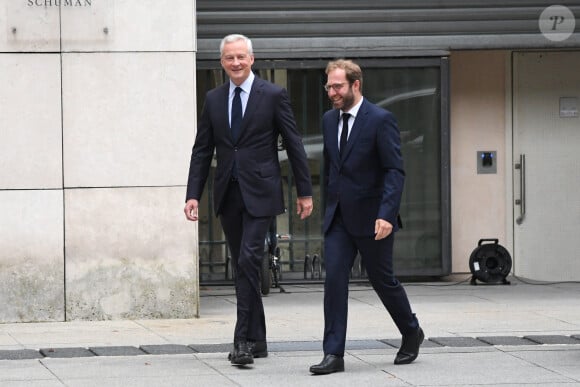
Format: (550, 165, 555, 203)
(310, 59, 423, 375)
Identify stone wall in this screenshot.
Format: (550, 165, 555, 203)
(0, 0, 198, 322)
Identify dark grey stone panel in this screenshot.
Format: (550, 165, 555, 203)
(263, 341, 322, 352)
(189, 343, 232, 353)
(477, 336, 538, 346)
(141, 344, 196, 355)
(378, 339, 398, 348)
(429, 337, 491, 347)
(345, 340, 391, 350)
(89, 346, 146, 356)
(524, 335, 580, 345)
(40, 347, 95, 358)
(381, 338, 442, 348)
(0, 349, 43, 360)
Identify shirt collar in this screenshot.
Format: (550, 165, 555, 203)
(230, 72, 255, 95)
(341, 97, 363, 118)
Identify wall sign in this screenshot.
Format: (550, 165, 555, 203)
(7, 0, 113, 43)
(27, 0, 93, 7)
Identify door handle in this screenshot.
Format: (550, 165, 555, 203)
(515, 154, 526, 225)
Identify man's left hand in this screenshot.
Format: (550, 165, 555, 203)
(374, 219, 393, 240)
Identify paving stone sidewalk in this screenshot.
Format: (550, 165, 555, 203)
(1, 279, 579, 386)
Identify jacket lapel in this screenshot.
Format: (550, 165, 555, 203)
(328, 110, 341, 166)
(218, 78, 261, 144)
(340, 98, 368, 162)
(214, 84, 232, 142)
(238, 77, 263, 140)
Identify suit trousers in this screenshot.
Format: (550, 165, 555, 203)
(323, 210, 419, 356)
(219, 180, 272, 343)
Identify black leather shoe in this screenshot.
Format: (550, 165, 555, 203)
(309, 354, 344, 375)
(248, 340, 268, 358)
(228, 341, 268, 360)
(229, 341, 254, 365)
(394, 327, 424, 365)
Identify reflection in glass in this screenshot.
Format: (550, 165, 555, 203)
(194, 61, 443, 282)
(364, 68, 442, 272)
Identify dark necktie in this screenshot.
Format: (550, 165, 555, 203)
(231, 86, 243, 142)
(340, 113, 350, 157)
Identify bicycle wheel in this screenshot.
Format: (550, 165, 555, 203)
(272, 248, 281, 287)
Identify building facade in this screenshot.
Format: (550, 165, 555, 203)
(1, 0, 579, 323)
(0, 0, 198, 322)
(195, 1, 580, 284)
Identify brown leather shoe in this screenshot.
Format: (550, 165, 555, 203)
(309, 354, 344, 374)
(394, 327, 424, 365)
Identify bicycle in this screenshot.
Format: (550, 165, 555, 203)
(260, 229, 289, 295)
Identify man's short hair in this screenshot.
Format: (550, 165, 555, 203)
(326, 59, 363, 90)
(220, 34, 253, 56)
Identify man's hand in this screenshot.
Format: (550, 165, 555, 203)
(374, 219, 393, 240)
(184, 199, 199, 221)
(296, 197, 313, 220)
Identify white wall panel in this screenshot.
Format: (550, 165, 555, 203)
(0, 54, 62, 189)
(0, 2, 60, 52)
(62, 52, 195, 188)
(61, 0, 195, 52)
(0, 190, 64, 322)
(64, 186, 197, 320)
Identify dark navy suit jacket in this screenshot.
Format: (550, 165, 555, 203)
(186, 76, 312, 217)
(322, 98, 405, 237)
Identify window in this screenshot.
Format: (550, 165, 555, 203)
(195, 58, 450, 283)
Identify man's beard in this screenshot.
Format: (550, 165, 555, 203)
(334, 87, 355, 111)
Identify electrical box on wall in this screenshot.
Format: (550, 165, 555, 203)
(477, 151, 497, 174)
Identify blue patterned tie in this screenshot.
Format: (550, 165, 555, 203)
(231, 87, 243, 142)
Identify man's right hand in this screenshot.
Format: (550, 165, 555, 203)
(184, 199, 199, 221)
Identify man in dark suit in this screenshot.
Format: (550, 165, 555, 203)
(310, 59, 423, 375)
(184, 34, 313, 366)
